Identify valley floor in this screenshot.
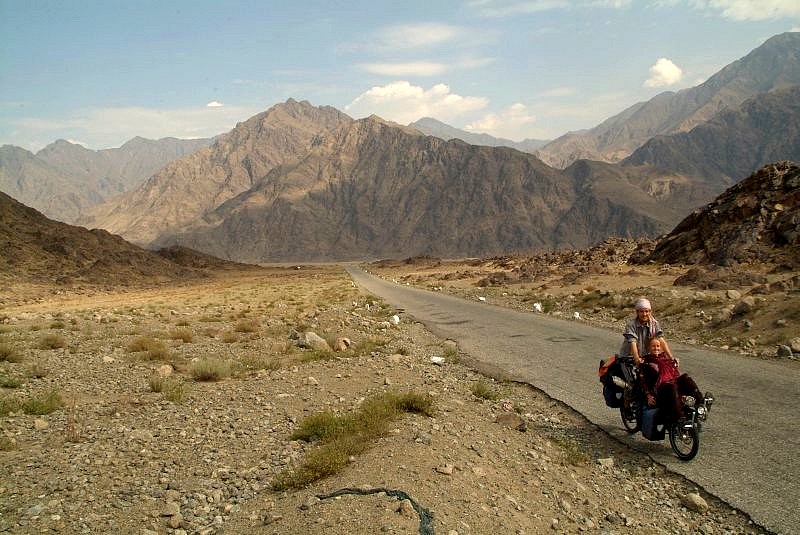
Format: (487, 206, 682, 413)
(0, 266, 776, 534)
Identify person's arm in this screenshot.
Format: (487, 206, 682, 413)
(631, 340, 642, 365)
(659, 336, 677, 365)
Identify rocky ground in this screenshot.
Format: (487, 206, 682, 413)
(0, 264, 778, 535)
(369, 239, 800, 362)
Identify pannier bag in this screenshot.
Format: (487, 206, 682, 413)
(641, 406, 666, 441)
(599, 355, 623, 408)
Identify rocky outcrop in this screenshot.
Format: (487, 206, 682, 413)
(646, 161, 800, 266)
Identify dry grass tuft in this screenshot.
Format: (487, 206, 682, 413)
(234, 319, 259, 333)
(38, 333, 66, 350)
(168, 327, 194, 343)
(127, 336, 169, 360)
(190, 358, 232, 382)
(0, 341, 23, 363)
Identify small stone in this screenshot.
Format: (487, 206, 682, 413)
(300, 496, 320, 510)
(262, 513, 283, 525)
(725, 289, 741, 300)
(681, 492, 709, 513)
(34, 418, 49, 430)
(733, 297, 755, 315)
(495, 412, 527, 432)
(162, 502, 181, 517)
(396, 499, 416, 518)
(333, 337, 351, 352)
(167, 512, 183, 529)
(304, 376, 319, 386)
(102, 356, 115, 364)
(436, 464, 454, 475)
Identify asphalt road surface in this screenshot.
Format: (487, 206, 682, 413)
(347, 267, 799, 535)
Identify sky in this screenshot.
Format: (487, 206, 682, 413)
(1, 1, 799, 152)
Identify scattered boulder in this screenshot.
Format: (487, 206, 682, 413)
(732, 297, 756, 315)
(333, 337, 351, 351)
(495, 412, 527, 432)
(297, 331, 330, 351)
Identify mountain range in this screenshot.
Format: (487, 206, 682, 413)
(0, 136, 211, 223)
(2, 32, 799, 263)
(535, 32, 800, 169)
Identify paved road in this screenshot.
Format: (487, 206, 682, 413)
(348, 267, 799, 535)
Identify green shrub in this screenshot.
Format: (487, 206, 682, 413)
(239, 354, 280, 372)
(38, 333, 66, 350)
(551, 435, 589, 466)
(22, 388, 64, 415)
(0, 395, 20, 416)
(0, 375, 22, 388)
(190, 358, 232, 382)
(149, 375, 186, 402)
(127, 336, 169, 360)
(273, 391, 434, 490)
(471, 380, 500, 401)
(349, 337, 388, 358)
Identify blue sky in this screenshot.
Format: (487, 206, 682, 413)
(1, 0, 798, 151)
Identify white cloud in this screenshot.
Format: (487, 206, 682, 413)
(357, 62, 448, 77)
(644, 58, 684, 88)
(338, 22, 487, 55)
(6, 104, 258, 150)
(345, 81, 488, 125)
(468, 0, 630, 17)
(357, 57, 495, 77)
(465, 103, 536, 140)
(380, 23, 464, 49)
(206, 101, 223, 107)
(664, 0, 800, 21)
(707, 0, 800, 20)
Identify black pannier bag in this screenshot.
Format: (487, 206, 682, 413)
(599, 355, 624, 408)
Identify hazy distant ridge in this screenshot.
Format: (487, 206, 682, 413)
(536, 32, 800, 168)
(0, 137, 211, 223)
